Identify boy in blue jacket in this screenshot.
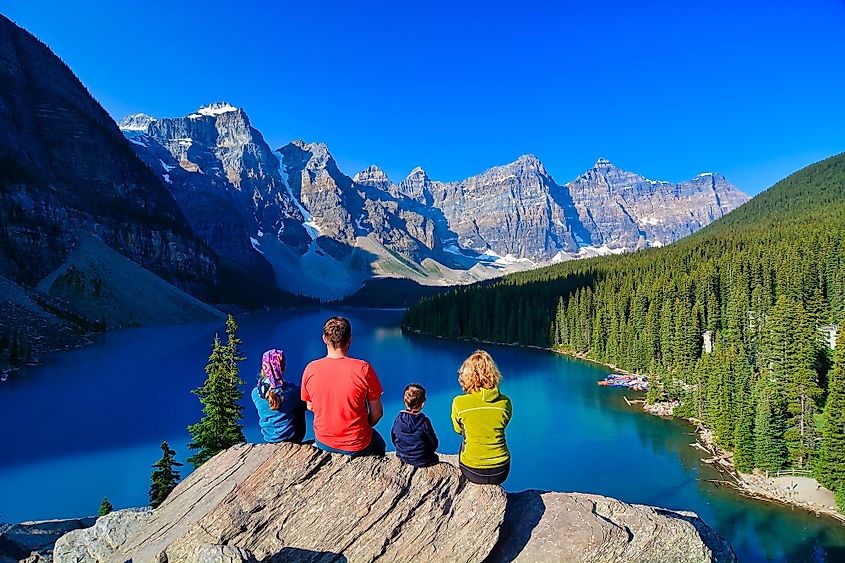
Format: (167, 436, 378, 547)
(391, 383, 439, 467)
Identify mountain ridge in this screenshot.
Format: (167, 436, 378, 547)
(119, 102, 748, 299)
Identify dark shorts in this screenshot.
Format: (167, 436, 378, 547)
(460, 461, 510, 485)
(316, 429, 386, 458)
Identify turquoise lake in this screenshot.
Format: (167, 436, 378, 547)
(1, 308, 844, 562)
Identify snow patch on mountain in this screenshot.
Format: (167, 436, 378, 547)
(196, 102, 238, 117)
(577, 245, 627, 258)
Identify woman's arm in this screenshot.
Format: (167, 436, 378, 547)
(451, 400, 461, 434)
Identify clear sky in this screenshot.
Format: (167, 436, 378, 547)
(2, 0, 844, 195)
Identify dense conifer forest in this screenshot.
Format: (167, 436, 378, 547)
(404, 152, 845, 504)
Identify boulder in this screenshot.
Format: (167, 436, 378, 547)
(0, 517, 94, 563)
(53, 443, 735, 562)
(485, 491, 736, 562)
(55, 443, 506, 562)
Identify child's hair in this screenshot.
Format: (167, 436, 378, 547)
(458, 350, 502, 393)
(404, 383, 426, 411)
(257, 373, 283, 411)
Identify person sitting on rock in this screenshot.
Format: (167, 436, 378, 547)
(391, 383, 439, 467)
(451, 350, 512, 485)
(301, 316, 386, 457)
(251, 349, 306, 443)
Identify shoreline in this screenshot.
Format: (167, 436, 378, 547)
(403, 326, 845, 525)
(646, 403, 845, 524)
(552, 347, 845, 525)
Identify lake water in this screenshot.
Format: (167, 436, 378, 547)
(1, 308, 844, 562)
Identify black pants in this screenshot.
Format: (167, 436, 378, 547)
(460, 461, 510, 485)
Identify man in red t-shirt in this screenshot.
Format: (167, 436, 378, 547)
(301, 316, 386, 456)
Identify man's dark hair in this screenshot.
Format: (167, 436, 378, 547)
(404, 383, 426, 411)
(323, 316, 352, 349)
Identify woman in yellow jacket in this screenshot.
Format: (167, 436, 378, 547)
(451, 350, 512, 485)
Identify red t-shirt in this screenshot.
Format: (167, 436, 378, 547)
(301, 356, 383, 451)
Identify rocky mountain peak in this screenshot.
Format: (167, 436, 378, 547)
(692, 171, 725, 181)
(512, 153, 547, 174)
(353, 165, 392, 190)
(593, 157, 616, 170)
(190, 101, 239, 118)
(516, 153, 541, 165)
(406, 166, 428, 180)
(117, 113, 157, 132)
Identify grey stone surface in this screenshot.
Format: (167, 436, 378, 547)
(0, 517, 94, 562)
(486, 490, 736, 563)
(52, 444, 735, 563)
(53, 509, 152, 562)
(55, 443, 506, 563)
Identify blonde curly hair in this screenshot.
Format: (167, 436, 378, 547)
(458, 350, 502, 393)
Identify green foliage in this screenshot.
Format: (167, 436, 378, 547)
(405, 151, 845, 477)
(753, 382, 788, 473)
(187, 315, 246, 467)
(149, 441, 182, 508)
(836, 486, 845, 514)
(98, 497, 113, 516)
(817, 343, 845, 489)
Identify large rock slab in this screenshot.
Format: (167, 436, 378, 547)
(486, 490, 736, 563)
(53, 443, 735, 562)
(55, 443, 507, 562)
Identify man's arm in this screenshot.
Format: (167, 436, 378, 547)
(306, 401, 313, 412)
(368, 397, 383, 427)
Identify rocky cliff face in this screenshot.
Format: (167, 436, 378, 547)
(0, 14, 218, 300)
(53, 443, 736, 563)
(566, 158, 750, 250)
(118, 102, 310, 277)
(119, 100, 749, 300)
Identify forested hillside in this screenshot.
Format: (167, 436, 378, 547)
(404, 152, 845, 503)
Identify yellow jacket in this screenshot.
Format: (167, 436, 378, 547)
(451, 387, 512, 468)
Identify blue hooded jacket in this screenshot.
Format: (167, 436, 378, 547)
(391, 410, 439, 467)
(251, 379, 306, 443)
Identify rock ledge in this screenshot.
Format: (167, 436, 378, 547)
(52, 443, 735, 562)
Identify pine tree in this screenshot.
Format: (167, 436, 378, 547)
(762, 295, 822, 467)
(149, 441, 183, 508)
(98, 497, 113, 516)
(754, 381, 788, 473)
(187, 316, 246, 467)
(732, 351, 756, 472)
(817, 343, 845, 489)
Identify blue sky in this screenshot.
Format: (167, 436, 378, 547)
(2, 0, 844, 195)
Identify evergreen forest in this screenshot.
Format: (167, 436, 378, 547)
(404, 151, 845, 504)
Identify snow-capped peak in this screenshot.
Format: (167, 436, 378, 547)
(195, 102, 239, 117)
(593, 157, 614, 169)
(118, 113, 157, 132)
(407, 166, 427, 178)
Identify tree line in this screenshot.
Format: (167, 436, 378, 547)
(404, 152, 845, 509)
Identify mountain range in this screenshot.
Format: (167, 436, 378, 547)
(118, 104, 749, 299)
